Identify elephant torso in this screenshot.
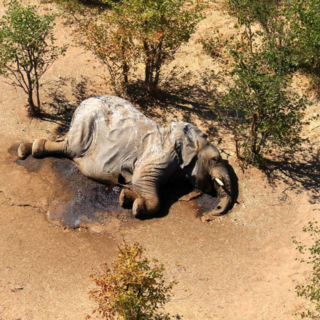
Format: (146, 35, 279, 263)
(66, 95, 172, 184)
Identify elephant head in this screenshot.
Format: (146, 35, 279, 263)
(170, 122, 233, 221)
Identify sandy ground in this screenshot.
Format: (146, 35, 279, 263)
(1, 1, 320, 319)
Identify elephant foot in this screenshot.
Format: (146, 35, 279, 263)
(17, 142, 33, 159)
(132, 197, 160, 218)
(119, 188, 139, 208)
(132, 198, 146, 218)
(119, 189, 128, 207)
(32, 139, 46, 158)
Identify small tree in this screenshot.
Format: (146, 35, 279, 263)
(77, 0, 203, 94)
(285, 0, 320, 76)
(89, 242, 176, 320)
(226, 0, 293, 68)
(293, 221, 320, 319)
(0, 0, 67, 116)
(217, 34, 307, 165)
(226, 0, 282, 36)
(227, 0, 320, 92)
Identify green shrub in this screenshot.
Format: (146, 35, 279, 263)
(207, 0, 307, 165)
(226, 0, 292, 66)
(226, 0, 282, 35)
(217, 33, 307, 165)
(285, 0, 320, 76)
(76, 0, 204, 94)
(293, 221, 320, 319)
(227, 0, 320, 89)
(0, 0, 67, 116)
(89, 242, 177, 320)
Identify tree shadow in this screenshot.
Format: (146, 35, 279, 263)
(127, 82, 216, 120)
(77, 0, 111, 6)
(39, 76, 96, 135)
(125, 69, 219, 135)
(155, 314, 184, 320)
(39, 68, 220, 139)
(262, 144, 320, 202)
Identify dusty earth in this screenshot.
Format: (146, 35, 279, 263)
(1, 1, 320, 319)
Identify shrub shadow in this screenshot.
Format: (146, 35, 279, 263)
(125, 70, 219, 136)
(262, 144, 320, 202)
(38, 76, 97, 135)
(39, 68, 220, 138)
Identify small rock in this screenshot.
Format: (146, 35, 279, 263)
(11, 286, 23, 292)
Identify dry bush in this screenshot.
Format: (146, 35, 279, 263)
(89, 242, 177, 320)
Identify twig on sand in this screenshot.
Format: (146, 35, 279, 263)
(172, 293, 193, 302)
(312, 124, 320, 131)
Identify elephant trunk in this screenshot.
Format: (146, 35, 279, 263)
(201, 165, 233, 222)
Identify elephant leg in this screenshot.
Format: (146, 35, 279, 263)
(129, 157, 174, 217)
(131, 185, 160, 218)
(17, 142, 33, 159)
(119, 188, 139, 208)
(18, 139, 71, 159)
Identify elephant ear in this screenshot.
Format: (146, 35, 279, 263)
(170, 121, 208, 168)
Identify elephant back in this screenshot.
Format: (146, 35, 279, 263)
(66, 95, 164, 184)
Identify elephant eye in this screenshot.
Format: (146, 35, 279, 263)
(209, 156, 220, 166)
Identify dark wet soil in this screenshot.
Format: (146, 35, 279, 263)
(196, 194, 221, 216)
(8, 143, 45, 173)
(48, 158, 133, 228)
(15, 156, 45, 172)
(12, 151, 131, 228)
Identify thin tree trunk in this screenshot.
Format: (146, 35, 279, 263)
(26, 72, 38, 116)
(148, 60, 154, 93)
(34, 63, 41, 111)
(143, 40, 151, 87)
(28, 89, 37, 116)
(122, 61, 129, 84)
(153, 58, 162, 90)
(145, 60, 152, 87)
(153, 41, 163, 89)
(250, 114, 258, 162)
(235, 139, 241, 160)
(35, 78, 41, 111)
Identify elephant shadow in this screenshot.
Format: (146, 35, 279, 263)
(224, 159, 239, 211)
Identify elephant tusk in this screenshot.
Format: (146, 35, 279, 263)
(214, 178, 224, 187)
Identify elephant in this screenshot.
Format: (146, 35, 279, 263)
(17, 95, 233, 221)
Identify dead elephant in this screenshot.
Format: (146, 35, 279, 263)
(18, 95, 234, 221)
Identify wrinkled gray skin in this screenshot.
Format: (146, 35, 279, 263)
(18, 96, 233, 221)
